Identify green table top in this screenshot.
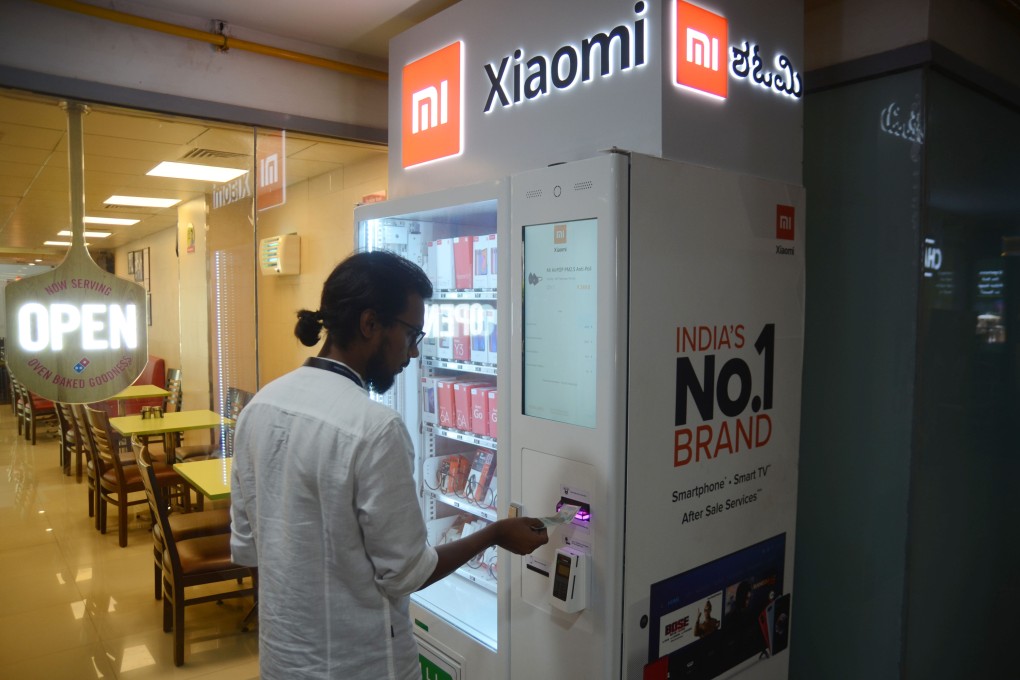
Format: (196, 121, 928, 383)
(174, 457, 232, 501)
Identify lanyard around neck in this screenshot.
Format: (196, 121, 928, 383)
(303, 357, 364, 388)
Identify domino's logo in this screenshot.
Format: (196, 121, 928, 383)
(73, 357, 91, 374)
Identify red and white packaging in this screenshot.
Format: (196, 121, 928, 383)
(453, 236, 473, 289)
(470, 386, 494, 436)
(487, 389, 498, 439)
(454, 381, 487, 431)
(437, 379, 457, 428)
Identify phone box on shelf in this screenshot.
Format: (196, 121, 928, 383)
(421, 377, 439, 425)
(407, 233, 425, 270)
(478, 234, 497, 289)
(434, 239, 455, 290)
(442, 453, 472, 495)
(487, 389, 498, 438)
(452, 325, 472, 362)
(471, 324, 487, 364)
(437, 379, 457, 428)
(485, 306, 498, 365)
(437, 334, 453, 361)
(453, 236, 474, 289)
(466, 449, 496, 502)
(426, 241, 437, 285)
(420, 331, 438, 359)
(470, 386, 494, 437)
(454, 381, 489, 431)
(472, 236, 489, 290)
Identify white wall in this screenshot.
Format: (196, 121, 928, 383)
(0, 0, 387, 133)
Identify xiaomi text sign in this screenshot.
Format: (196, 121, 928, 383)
(402, 41, 463, 168)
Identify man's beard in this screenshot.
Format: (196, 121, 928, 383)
(364, 342, 397, 394)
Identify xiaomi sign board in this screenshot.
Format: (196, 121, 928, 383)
(402, 41, 464, 168)
(391, 0, 803, 189)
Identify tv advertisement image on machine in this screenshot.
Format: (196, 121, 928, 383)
(643, 534, 790, 680)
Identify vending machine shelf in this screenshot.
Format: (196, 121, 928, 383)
(431, 424, 497, 449)
(423, 358, 497, 376)
(433, 290, 497, 300)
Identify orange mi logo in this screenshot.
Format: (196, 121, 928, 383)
(554, 224, 567, 244)
(675, 1, 728, 99)
(402, 41, 462, 168)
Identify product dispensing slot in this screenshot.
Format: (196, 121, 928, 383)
(555, 497, 591, 523)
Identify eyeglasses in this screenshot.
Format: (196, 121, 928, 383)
(392, 318, 427, 348)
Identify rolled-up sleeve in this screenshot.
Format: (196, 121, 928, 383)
(355, 418, 438, 598)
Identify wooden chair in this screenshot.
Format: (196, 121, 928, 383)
(85, 405, 186, 547)
(175, 387, 254, 463)
(137, 445, 255, 666)
(19, 382, 57, 445)
(132, 438, 231, 601)
(73, 404, 100, 520)
(55, 402, 82, 478)
(11, 376, 26, 435)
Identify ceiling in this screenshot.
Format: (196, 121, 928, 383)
(0, 0, 459, 281)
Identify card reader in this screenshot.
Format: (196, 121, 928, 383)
(549, 546, 588, 613)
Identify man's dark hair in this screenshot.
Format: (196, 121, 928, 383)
(295, 250, 433, 348)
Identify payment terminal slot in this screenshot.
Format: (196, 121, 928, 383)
(550, 546, 589, 613)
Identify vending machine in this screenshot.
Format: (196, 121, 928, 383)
(355, 151, 805, 680)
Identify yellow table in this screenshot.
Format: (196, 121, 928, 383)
(110, 409, 233, 462)
(109, 384, 170, 416)
(173, 457, 232, 501)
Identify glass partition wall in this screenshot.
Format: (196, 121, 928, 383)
(0, 87, 388, 440)
(796, 67, 1020, 680)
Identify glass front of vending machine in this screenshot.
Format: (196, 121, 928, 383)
(355, 181, 508, 672)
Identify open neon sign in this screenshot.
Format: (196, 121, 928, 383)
(17, 302, 139, 352)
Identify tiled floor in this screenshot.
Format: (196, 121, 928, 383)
(0, 406, 259, 679)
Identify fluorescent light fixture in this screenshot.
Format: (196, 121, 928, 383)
(147, 161, 247, 182)
(58, 230, 111, 238)
(83, 216, 139, 226)
(44, 241, 72, 246)
(105, 195, 181, 208)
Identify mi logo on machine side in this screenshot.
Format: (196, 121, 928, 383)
(776, 205, 795, 241)
(403, 41, 463, 168)
(675, 0, 728, 99)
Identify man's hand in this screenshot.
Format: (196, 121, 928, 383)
(494, 517, 549, 555)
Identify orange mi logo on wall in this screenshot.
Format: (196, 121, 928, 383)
(402, 41, 463, 168)
(675, 0, 728, 99)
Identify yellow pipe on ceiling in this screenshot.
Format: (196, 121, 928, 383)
(31, 0, 389, 82)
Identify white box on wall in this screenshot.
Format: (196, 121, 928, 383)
(260, 234, 300, 275)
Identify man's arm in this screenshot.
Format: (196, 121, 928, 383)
(420, 517, 548, 590)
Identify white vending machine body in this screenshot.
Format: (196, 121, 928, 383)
(355, 180, 509, 680)
(507, 152, 805, 680)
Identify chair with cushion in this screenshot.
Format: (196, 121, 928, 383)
(106, 354, 166, 416)
(85, 405, 186, 547)
(20, 382, 57, 445)
(132, 438, 231, 601)
(137, 445, 255, 666)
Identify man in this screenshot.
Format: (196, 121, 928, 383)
(230, 250, 548, 680)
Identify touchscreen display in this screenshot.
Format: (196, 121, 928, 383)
(522, 218, 597, 428)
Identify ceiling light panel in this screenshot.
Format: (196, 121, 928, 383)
(147, 161, 247, 182)
(105, 195, 181, 208)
